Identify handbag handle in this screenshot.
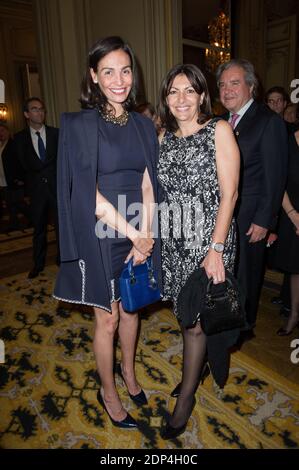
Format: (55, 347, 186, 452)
(127, 257, 157, 289)
(127, 256, 153, 275)
(206, 276, 233, 294)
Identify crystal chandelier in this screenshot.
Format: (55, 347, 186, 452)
(205, 11, 230, 73)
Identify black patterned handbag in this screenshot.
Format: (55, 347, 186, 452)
(200, 276, 246, 335)
(177, 267, 246, 334)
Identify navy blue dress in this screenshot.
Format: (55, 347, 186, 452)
(53, 110, 162, 312)
(97, 115, 146, 300)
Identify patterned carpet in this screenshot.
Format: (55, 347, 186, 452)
(0, 265, 298, 449)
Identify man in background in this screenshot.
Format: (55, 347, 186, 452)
(13, 98, 59, 278)
(265, 86, 289, 117)
(216, 59, 288, 341)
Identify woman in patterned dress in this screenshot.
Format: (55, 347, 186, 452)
(157, 64, 240, 439)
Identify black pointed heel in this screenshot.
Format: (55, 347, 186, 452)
(160, 421, 187, 440)
(170, 363, 210, 398)
(115, 363, 148, 407)
(97, 391, 138, 429)
(160, 397, 196, 440)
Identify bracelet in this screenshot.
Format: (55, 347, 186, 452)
(287, 209, 296, 215)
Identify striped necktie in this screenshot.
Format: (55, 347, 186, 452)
(230, 113, 239, 129)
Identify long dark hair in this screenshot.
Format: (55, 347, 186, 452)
(80, 36, 138, 111)
(158, 64, 212, 132)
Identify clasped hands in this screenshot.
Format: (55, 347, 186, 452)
(125, 231, 155, 265)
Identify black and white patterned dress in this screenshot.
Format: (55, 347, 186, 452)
(158, 118, 236, 316)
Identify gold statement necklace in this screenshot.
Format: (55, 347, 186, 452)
(98, 106, 129, 126)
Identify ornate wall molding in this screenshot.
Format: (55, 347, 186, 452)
(265, 15, 296, 91)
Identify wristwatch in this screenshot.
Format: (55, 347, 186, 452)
(210, 242, 225, 253)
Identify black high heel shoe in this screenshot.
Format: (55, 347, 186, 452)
(160, 398, 196, 440)
(160, 420, 188, 440)
(170, 362, 210, 398)
(115, 363, 148, 407)
(97, 391, 138, 429)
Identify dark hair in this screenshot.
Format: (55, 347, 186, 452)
(23, 97, 45, 113)
(216, 59, 259, 98)
(80, 36, 138, 112)
(284, 102, 299, 121)
(135, 102, 156, 118)
(158, 64, 212, 132)
(265, 86, 290, 104)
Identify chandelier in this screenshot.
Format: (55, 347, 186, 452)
(0, 103, 8, 121)
(205, 11, 230, 73)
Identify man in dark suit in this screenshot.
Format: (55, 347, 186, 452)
(0, 123, 30, 230)
(13, 98, 59, 278)
(216, 59, 288, 338)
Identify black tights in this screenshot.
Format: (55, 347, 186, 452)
(169, 322, 207, 428)
(285, 274, 299, 332)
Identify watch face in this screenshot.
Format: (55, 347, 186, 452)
(214, 243, 224, 252)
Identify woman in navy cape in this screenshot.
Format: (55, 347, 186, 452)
(54, 36, 162, 428)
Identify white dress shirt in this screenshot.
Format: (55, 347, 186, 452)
(229, 98, 254, 128)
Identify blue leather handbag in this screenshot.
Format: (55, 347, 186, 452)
(119, 257, 161, 312)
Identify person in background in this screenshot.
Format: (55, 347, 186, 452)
(54, 36, 162, 430)
(265, 86, 289, 117)
(0, 123, 30, 231)
(135, 102, 156, 120)
(266, 93, 298, 314)
(284, 103, 299, 131)
(13, 98, 59, 278)
(135, 101, 163, 135)
(271, 128, 299, 336)
(217, 60, 288, 341)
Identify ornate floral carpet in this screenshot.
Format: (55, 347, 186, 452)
(0, 266, 298, 449)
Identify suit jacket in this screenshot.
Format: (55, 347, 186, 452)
(223, 101, 288, 230)
(54, 109, 162, 311)
(13, 126, 59, 198)
(1, 138, 25, 189)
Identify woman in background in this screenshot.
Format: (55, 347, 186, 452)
(272, 129, 299, 336)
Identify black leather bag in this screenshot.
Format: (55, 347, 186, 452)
(177, 267, 246, 334)
(200, 277, 245, 335)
